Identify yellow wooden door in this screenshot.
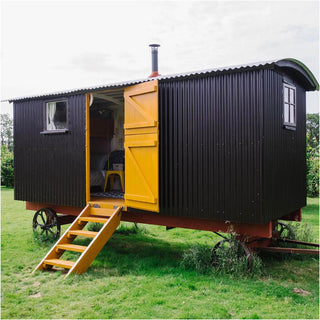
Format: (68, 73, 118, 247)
(124, 80, 159, 212)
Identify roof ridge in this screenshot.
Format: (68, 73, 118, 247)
(7, 59, 318, 102)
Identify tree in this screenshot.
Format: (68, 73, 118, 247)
(306, 113, 319, 150)
(0, 114, 14, 187)
(1, 145, 14, 187)
(0, 113, 13, 152)
(306, 113, 319, 197)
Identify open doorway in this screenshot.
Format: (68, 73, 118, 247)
(89, 90, 125, 201)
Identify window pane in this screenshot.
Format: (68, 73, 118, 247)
(289, 104, 295, 124)
(46, 101, 67, 130)
(284, 103, 289, 123)
(284, 87, 289, 103)
(290, 89, 295, 104)
(47, 102, 56, 130)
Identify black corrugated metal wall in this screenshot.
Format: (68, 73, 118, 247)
(159, 69, 307, 224)
(13, 66, 307, 223)
(262, 70, 306, 220)
(14, 94, 87, 207)
(159, 71, 265, 224)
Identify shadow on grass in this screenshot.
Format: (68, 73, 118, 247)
(32, 223, 318, 280)
(70, 231, 200, 278)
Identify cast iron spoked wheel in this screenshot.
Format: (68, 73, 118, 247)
(211, 238, 253, 271)
(32, 208, 61, 241)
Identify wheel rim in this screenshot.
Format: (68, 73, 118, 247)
(32, 208, 60, 240)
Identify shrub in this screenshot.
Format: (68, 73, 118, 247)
(281, 222, 314, 243)
(181, 240, 263, 277)
(294, 222, 314, 243)
(87, 222, 103, 232)
(306, 130, 319, 198)
(275, 222, 315, 260)
(212, 239, 263, 277)
(180, 244, 212, 274)
(181, 239, 263, 277)
(115, 222, 147, 235)
(1, 145, 14, 188)
(306, 153, 319, 197)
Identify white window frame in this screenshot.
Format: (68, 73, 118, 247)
(45, 100, 68, 131)
(283, 83, 296, 128)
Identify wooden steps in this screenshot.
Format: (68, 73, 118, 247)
(89, 207, 115, 217)
(32, 204, 122, 277)
(56, 244, 87, 253)
(44, 259, 75, 269)
(79, 216, 109, 223)
(68, 230, 97, 238)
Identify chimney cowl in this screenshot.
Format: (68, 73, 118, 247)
(149, 44, 160, 78)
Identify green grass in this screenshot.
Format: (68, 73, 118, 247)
(1, 187, 319, 319)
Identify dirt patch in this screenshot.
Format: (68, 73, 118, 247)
(293, 288, 311, 296)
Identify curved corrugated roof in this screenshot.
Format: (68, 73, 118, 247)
(7, 58, 319, 102)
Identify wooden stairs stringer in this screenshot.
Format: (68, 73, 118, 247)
(32, 204, 122, 277)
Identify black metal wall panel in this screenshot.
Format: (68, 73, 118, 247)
(159, 71, 264, 224)
(262, 70, 306, 220)
(14, 94, 86, 207)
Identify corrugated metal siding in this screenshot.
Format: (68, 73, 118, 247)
(262, 70, 306, 220)
(159, 70, 264, 224)
(14, 94, 86, 207)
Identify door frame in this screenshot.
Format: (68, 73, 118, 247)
(85, 93, 91, 203)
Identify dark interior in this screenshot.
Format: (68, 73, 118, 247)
(89, 93, 125, 199)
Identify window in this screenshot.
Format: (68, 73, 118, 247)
(46, 101, 67, 131)
(283, 83, 296, 127)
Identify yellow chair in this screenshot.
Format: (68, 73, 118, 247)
(103, 150, 125, 192)
(104, 170, 125, 192)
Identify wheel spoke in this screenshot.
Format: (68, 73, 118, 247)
(46, 212, 50, 225)
(40, 212, 46, 224)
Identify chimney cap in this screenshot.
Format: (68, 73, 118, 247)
(149, 44, 160, 48)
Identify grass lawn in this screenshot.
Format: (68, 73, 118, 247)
(1, 187, 319, 319)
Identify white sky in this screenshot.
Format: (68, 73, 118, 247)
(1, 0, 319, 115)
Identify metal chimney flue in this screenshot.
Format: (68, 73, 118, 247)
(149, 44, 160, 78)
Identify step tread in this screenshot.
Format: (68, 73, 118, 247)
(88, 202, 119, 209)
(79, 216, 109, 223)
(56, 243, 87, 252)
(68, 230, 98, 238)
(44, 259, 75, 269)
(89, 207, 115, 217)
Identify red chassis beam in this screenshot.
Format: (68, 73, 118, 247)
(26, 202, 83, 216)
(279, 209, 302, 222)
(121, 211, 273, 238)
(26, 201, 273, 238)
(255, 247, 319, 255)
